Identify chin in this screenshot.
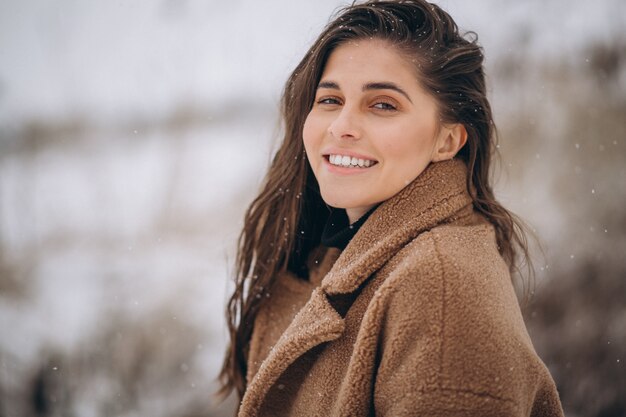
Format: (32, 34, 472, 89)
(319, 190, 371, 211)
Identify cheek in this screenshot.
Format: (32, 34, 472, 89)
(379, 129, 427, 159)
(302, 113, 323, 158)
(379, 126, 437, 171)
(302, 115, 312, 148)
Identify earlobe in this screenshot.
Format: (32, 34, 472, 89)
(432, 124, 468, 162)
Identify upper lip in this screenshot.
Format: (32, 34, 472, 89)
(322, 148, 378, 162)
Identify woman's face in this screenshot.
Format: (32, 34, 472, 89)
(303, 39, 450, 223)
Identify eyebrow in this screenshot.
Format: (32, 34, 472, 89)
(317, 80, 413, 103)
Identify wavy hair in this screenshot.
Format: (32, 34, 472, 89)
(218, 0, 533, 401)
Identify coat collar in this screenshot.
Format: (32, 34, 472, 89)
(322, 158, 473, 294)
(239, 159, 473, 416)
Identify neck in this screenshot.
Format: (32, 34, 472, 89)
(346, 205, 375, 224)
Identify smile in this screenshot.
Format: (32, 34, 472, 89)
(327, 154, 378, 168)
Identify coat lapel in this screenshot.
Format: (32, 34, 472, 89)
(239, 159, 473, 416)
(239, 287, 345, 416)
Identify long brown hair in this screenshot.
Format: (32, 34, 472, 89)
(218, 0, 533, 401)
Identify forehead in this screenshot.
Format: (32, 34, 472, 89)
(321, 39, 418, 85)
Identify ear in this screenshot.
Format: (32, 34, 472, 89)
(432, 123, 467, 162)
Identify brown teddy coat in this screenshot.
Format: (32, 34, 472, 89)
(238, 160, 564, 416)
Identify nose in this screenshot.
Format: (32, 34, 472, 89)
(328, 105, 361, 140)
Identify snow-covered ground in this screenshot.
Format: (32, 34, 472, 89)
(0, 113, 276, 414)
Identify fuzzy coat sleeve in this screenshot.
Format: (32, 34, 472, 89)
(373, 227, 564, 416)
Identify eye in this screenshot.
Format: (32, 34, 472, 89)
(316, 96, 342, 106)
(372, 101, 397, 111)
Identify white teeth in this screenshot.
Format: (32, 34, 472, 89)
(327, 154, 376, 168)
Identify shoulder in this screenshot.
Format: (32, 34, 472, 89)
(371, 223, 551, 409)
(379, 222, 512, 306)
(376, 222, 526, 341)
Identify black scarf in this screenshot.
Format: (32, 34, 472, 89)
(321, 206, 378, 250)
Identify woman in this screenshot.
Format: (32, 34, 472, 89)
(219, 1, 564, 416)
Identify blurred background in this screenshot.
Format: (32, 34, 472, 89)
(0, 0, 624, 416)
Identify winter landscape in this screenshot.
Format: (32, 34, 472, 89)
(1, 1, 625, 416)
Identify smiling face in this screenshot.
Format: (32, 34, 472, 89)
(303, 39, 459, 223)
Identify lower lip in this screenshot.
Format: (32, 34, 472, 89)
(322, 157, 377, 175)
